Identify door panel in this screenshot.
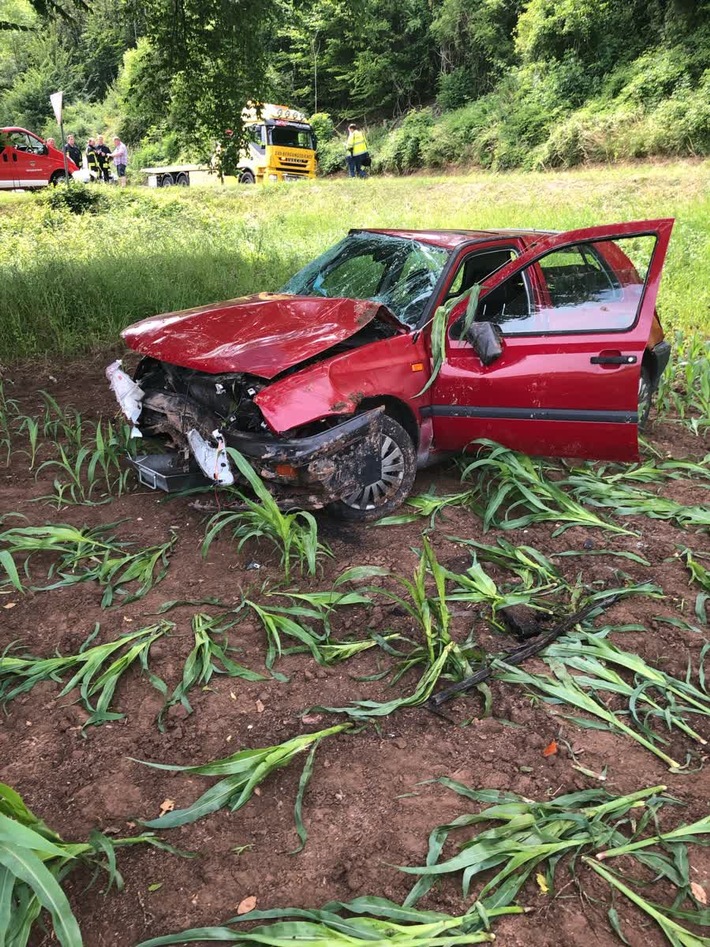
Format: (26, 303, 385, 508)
(428, 219, 674, 461)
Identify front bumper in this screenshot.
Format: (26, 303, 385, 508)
(107, 362, 382, 506)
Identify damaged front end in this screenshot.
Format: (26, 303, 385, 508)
(106, 359, 383, 508)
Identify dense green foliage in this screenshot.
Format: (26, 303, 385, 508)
(0, 0, 708, 171)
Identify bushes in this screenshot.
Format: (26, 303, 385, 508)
(375, 109, 435, 174)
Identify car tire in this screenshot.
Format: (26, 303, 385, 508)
(50, 171, 68, 186)
(176, 172, 189, 186)
(239, 170, 255, 184)
(638, 365, 653, 432)
(160, 173, 174, 187)
(330, 415, 417, 522)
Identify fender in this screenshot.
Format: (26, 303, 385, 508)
(255, 332, 431, 433)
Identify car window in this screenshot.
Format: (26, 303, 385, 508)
(476, 236, 655, 336)
(282, 232, 450, 326)
(8, 131, 31, 151)
(447, 247, 517, 299)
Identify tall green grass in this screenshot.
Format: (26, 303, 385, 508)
(1, 161, 708, 360)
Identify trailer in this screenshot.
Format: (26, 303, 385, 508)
(141, 164, 215, 187)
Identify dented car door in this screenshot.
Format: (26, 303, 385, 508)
(427, 219, 674, 461)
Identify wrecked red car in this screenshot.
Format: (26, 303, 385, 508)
(107, 219, 673, 520)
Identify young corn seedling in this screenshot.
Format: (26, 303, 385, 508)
(656, 331, 710, 434)
(158, 612, 265, 728)
(0, 378, 20, 465)
(317, 541, 478, 719)
(246, 599, 330, 667)
(377, 488, 479, 527)
(134, 896, 524, 946)
(0, 522, 176, 606)
(0, 781, 189, 947)
(0, 622, 171, 726)
(202, 447, 330, 582)
(461, 440, 631, 535)
(138, 723, 350, 829)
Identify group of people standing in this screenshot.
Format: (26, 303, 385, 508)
(60, 132, 128, 187)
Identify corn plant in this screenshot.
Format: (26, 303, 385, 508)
(202, 448, 330, 582)
(562, 473, 710, 531)
(656, 332, 710, 434)
(134, 896, 523, 946)
(138, 723, 350, 829)
(36, 419, 133, 506)
(377, 489, 479, 527)
(0, 523, 175, 606)
(544, 637, 710, 751)
(246, 600, 330, 667)
(401, 779, 710, 945)
(158, 613, 265, 727)
(461, 441, 632, 535)
(0, 378, 20, 466)
(0, 781, 188, 947)
(495, 660, 683, 768)
(0, 622, 171, 726)
(680, 547, 710, 624)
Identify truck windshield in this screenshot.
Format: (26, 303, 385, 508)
(281, 232, 450, 327)
(268, 123, 314, 150)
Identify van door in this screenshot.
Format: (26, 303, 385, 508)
(0, 131, 19, 189)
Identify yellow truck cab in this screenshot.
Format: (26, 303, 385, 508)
(237, 104, 317, 183)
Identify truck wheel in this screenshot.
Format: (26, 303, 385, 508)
(50, 171, 68, 186)
(239, 170, 255, 184)
(330, 415, 417, 522)
(176, 172, 189, 186)
(160, 173, 174, 187)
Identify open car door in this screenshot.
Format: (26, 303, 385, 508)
(427, 219, 674, 461)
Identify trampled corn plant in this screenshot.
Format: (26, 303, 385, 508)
(0, 622, 171, 726)
(377, 488, 479, 527)
(202, 447, 331, 582)
(495, 661, 683, 769)
(0, 781, 188, 947)
(401, 779, 710, 945)
(246, 600, 330, 667)
(543, 636, 710, 753)
(444, 537, 568, 625)
(134, 896, 523, 946)
(0, 523, 175, 606)
(460, 441, 632, 536)
(158, 612, 265, 727)
(565, 454, 710, 486)
(402, 781, 667, 907)
(680, 547, 710, 624)
(138, 723, 350, 829)
(564, 472, 710, 531)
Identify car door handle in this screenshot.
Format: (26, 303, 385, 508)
(590, 354, 637, 365)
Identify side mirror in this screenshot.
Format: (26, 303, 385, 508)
(465, 321, 503, 366)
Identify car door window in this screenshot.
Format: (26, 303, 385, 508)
(476, 236, 656, 336)
(8, 131, 31, 152)
(447, 247, 518, 300)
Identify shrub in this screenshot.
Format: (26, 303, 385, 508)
(40, 183, 106, 215)
(375, 108, 435, 174)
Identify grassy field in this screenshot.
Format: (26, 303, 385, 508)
(0, 159, 709, 361)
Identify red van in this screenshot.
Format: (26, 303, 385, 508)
(0, 126, 79, 189)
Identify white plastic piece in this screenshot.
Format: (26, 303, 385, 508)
(187, 428, 235, 486)
(106, 359, 144, 437)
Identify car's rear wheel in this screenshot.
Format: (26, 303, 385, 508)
(331, 415, 417, 522)
(638, 365, 653, 431)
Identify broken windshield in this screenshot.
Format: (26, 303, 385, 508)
(281, 232, 450, 327)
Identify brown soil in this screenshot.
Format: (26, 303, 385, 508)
(1, 353, 709, 947)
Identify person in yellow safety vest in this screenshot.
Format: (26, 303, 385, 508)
(346, 123, 370, 178)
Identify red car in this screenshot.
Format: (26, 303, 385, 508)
(108, 219, 673, 520)
(0, 126, 79, 189)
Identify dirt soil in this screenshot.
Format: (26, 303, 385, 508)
(1, 352, 709, 947)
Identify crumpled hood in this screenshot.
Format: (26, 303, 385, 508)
(121, 293, 406, 379)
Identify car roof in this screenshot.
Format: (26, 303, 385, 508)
(353, 228, 557, 250)
(1, 126, 36, 135)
